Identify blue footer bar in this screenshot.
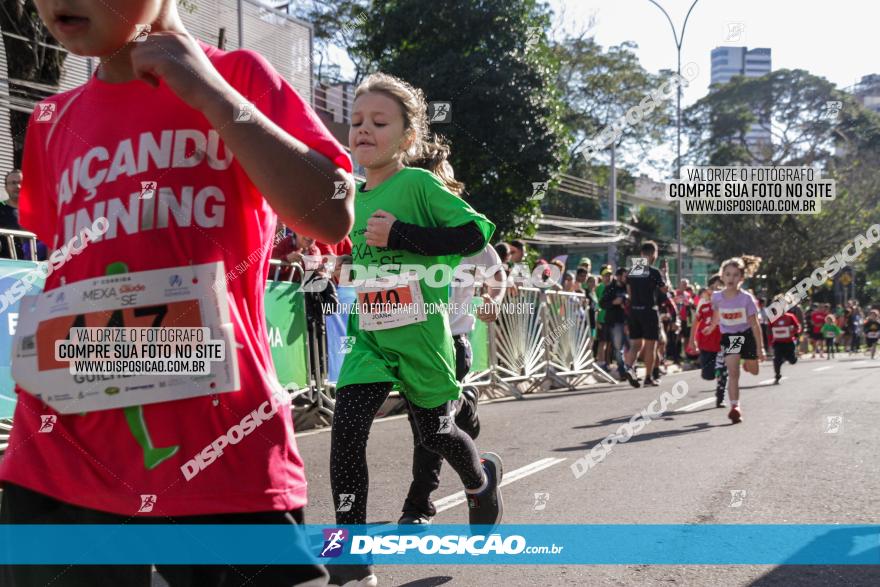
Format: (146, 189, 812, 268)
(1, 525, 878, 564)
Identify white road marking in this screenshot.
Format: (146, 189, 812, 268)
(676, 397, 716, 412)
(433, 457, 567, 514)
(813, 366, 834, 372)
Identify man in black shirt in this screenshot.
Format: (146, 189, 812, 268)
(623, 241, 668, 387)
(600, 267, 628, 379)
(0, 169, 25, 259)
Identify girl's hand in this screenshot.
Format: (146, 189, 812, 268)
(476, 294, 500, 323)
(130, 31, 232, 112)
(365, 210, 397, 247)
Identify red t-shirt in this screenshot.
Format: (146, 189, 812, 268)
(811, 310, 828, 334)
(316, 237, 352, 257)
(694, 298, 721, 352)
(769, 313, 801, 344)
(1, 41, 351, 516)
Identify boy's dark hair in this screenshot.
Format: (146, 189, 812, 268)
(575, 267, 589, 279)
(640, 240, 658, 256)
(494, 242, 510, 260)
(707, 274, 722, 287)
(615, 267, 627, 277)
(510, 239, 526, 252)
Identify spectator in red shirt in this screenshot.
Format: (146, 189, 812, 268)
(769, 296, 802, 384)
(271, 231, 322, 281)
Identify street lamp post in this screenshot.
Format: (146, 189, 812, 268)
(647, 0, 700, 285)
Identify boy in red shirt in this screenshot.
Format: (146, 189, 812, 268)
(769, 296, 802, 384)
(810, 303, 829, 358)
(0, 1, 354, 585)
(688, 275, 727, 407)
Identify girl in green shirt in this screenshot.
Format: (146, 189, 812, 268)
(329, 74, 503, 584)
(821, 314, 842, 359)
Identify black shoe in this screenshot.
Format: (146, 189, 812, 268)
(623, 366, 641, 388)
(643, 377, 659, 387)
(716, 397, 726, 408)
(467, 452, 503, 528)
(653, 367, 662, 380)
(774, 374, 781, 385)
(398, 511, 433, 525)
(328, 564, 378, 587)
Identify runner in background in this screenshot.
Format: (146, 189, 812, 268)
(688, 274, 728, 407)
(863, 309, 880, 359)
(0, 2, 355, 585)
(768, 296, 802, 384)
(331, 72, 502, 586)
(810, 303, 829, 358)
(791, 302, 807, 356)
(622, 241, 668, 388)
(703, 256, 765, 424)
(399, 245, 506, 525)
(821, 315, 842, 359)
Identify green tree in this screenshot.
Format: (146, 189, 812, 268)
(683, 69, 880, 294)
(355, 0, 570, 239)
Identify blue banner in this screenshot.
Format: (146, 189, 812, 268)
(0, 259, 46, 419)
(325, 285, 356, 383)
(1, 525, 878, 565)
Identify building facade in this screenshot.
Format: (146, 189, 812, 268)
(710, 46, 772, 146)
(0, 0, 315, 198)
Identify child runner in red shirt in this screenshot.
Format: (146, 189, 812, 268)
(0, 1, 354, 585)
(688, 274, 728, 407)
(768, 296, 802, 384)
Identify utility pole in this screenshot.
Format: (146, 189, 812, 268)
(647, 0, 701, 284)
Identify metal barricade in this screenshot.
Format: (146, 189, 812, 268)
(543, 291, 617, 390)
(487, 287, 546, 398)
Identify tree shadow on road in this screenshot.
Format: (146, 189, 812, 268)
(555, 421, 714, 452)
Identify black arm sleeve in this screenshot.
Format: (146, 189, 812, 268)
(386, 220, 486, 256)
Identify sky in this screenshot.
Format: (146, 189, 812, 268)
(547, 0, 880, 108)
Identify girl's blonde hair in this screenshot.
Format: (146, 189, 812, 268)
(720, 255, 761, 280)
(354, 73, 464, 195)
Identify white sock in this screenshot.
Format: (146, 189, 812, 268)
(731, 400, 739, 407)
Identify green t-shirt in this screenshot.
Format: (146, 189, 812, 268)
(595, 282, 607, 324)
(821, 323, 842, 337)
(336, 167, 495, 408)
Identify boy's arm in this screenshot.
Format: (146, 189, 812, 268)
(131, 32, 354, 244)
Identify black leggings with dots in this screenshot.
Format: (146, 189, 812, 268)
(330, 382, 484, 525)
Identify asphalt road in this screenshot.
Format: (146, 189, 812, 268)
(287, 353, 880, 586)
